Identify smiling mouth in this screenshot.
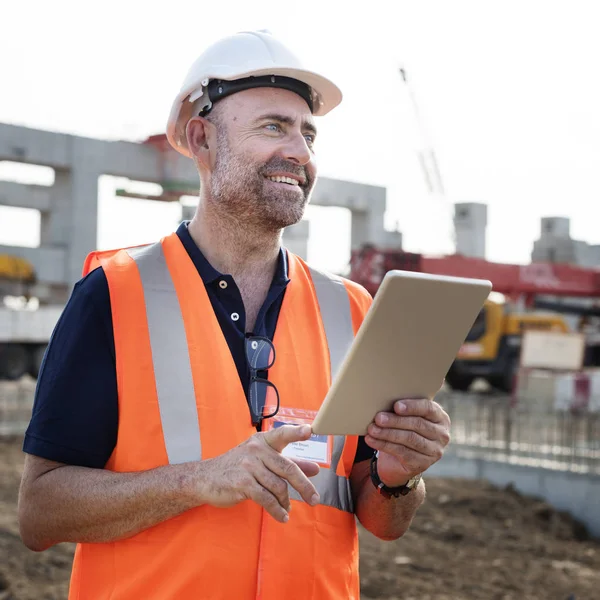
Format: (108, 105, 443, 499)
(265, 175, 302, 187)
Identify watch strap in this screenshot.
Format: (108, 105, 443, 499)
(369, 451, 421, 498)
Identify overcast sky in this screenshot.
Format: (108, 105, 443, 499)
(1, 0, 600, 272)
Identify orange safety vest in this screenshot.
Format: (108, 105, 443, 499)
(69, 231, 372, 600)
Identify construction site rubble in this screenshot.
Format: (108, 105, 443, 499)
(1, 436, 599, 600)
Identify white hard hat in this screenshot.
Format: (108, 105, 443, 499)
(166, 30, 343, 157)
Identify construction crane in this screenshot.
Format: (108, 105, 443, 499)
(398, 66, 455, 249)
(399, 67, 446, 196)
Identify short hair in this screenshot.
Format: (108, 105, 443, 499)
(203, 103, 225, 133)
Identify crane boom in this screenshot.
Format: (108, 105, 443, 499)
(399, 67, 445, 195)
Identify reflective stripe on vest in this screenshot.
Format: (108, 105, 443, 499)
(128, 242, 355, 512)
(307, 265, 354, 382)
(127, 244, 202, 465)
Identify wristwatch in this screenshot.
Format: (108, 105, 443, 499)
(369, 451, 422, 499)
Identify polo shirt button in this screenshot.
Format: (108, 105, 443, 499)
(231, 312, 240, 322)
(219, 280, 228, 289)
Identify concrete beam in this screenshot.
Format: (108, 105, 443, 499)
(0, 245, 66, 285)
(0, 181, 52, 211)
(0, 123, 72, 169)
(311, 176, 386, 213)
(0, 123, 200, 186)
(76, 137, 164, 182)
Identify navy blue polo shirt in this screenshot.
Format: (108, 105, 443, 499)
(24, 222, 374, 467)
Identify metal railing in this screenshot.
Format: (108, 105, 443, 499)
(438, 391, 600, 475)
(0, 378, 35, 436)
(2, 380, 599, 477)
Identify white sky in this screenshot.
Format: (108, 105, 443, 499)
(1, 0, 600, 272)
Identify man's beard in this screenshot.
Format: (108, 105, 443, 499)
(208, 133, 315, 231)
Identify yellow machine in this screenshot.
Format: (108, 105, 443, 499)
(445, 294, 572, 392)
(0, 254, 35, 285)
(0, 254, 48, 380)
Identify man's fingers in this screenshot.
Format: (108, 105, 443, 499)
(291, 458, 320, 478)
(253, 469, 291, 513)
(366, 425, 444, 459)
(372, 415, 449, 443)
(257, 426, 320, 505)
(263, 424, 312, 453)
(264, 453, 320, 506)
(379, 399, 448, 424)
(249, 483, 289, 523)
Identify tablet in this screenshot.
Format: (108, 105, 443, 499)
(311, 270, 492, 435)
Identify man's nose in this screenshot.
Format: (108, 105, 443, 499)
(282, 131, 312, 166)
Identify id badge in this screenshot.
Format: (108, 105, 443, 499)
(263, 407, 333, 467)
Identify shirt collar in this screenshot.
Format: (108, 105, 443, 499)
(176, 221, 290, 285)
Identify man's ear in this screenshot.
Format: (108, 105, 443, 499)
(186, 117, 213, 168)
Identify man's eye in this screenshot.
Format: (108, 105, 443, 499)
(304, 134, 315, 144)
(265, 123, 281, 132)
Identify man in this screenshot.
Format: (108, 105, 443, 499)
(18, 30, 451, 599)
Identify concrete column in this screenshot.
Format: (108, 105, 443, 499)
(454, 202, 487, 259)
(532, 217, 577, 264)
(541, 217, 570, 238)
(41, 170, 72, 248)
(349, 194, 386, 250)
(380, 230, 403, 249)
(68, 138, 100, 286)
(350, 205, 402, 249)
(40, 138, 100, 288)
(350, 210, 370, 250)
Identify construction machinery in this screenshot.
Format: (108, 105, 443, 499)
(349, 246, 600, 392)
(0, 254, 59, 380)
(0, 254, 35, 295)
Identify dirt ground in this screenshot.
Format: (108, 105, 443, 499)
(1, 436, 599, 600)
